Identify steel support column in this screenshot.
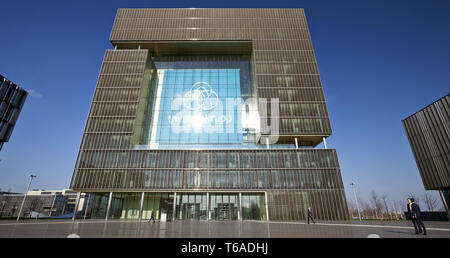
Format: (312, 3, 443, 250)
(440, 190, 450, 221)
(105, 192, 113, 220)
(83, 193, 90, 219)
(72, 192, 81, 221)
(239, 192, 242, 221)
(139, 192, 145, 221)
(265, 191, 270, 221)
(173, 192, 177, 221)
(206, 192, 209, 221)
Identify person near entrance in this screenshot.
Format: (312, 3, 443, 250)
(407, 198, 426, 235)
(307, 207, 315, 224)
(147, 209, 155, 223)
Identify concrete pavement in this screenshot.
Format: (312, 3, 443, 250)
(0, 219, 449, 238)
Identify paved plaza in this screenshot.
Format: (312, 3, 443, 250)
(0, 219, 449, 238)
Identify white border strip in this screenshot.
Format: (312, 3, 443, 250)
(149, 70, 165, 149)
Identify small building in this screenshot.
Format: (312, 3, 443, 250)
(0, 189, 87, 218)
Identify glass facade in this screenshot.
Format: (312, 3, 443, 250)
(209, 193, 239, 220)
(151, 67, 242, 145)
(71, 8, 349, 221)
(132, 55, 258, 149)
(176, 193, 207, 220)
(142, 193, 174, 221)
(242, 194, 266, 220)
(108, 192, 141, 219)
(90, 193, 109, 219)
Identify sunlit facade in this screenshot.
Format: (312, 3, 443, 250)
(0, 74, 27, 151)
(70, 8, 349, 221)
(403, 94, 450, 220)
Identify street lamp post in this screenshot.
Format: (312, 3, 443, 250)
(16, 174, 36, 222)
(350, 182, 362, 221)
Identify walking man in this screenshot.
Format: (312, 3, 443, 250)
(147, 209, 155, 223)
(307, 207, 315, 224)
(407, 198, 426, 235)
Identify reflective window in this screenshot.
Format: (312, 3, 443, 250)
(131, 56, 259, 149)
(175, 193, 207, 220)
(209, 193, 239, 220)
(89, 193, 109, 219)
(242, 193, 266, 220)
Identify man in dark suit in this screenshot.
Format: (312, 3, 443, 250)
(407, 198, 426, 235)
(307, 207, 315, 224)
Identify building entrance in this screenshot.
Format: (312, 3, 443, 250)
(209, 193, 238, 220)
(183, 203, 200, 220)
(176, 193, 207, 220)
(217, 203, 235, 220)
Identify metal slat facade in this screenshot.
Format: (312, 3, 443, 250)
(110, 8, 331, 137)
(0, 75, 28, 151)
(403, 94, 450, 190)
(70, 8, 349, 221)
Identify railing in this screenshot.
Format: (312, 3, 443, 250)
(135, 143, 315, 150)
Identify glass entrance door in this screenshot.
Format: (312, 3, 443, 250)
(183, 203, 200, 220)
(218, 203, 235, 220)
(209, 193, 238, 220)
(175, 193, 207, 220)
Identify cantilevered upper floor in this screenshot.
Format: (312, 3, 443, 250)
(91, 9, 334, 147)
(403, 94, 450, 190)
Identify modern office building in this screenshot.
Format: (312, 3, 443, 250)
(403, 94, 450, 220)
(70, 8, 349, 221)
(0, 74, 27, 151)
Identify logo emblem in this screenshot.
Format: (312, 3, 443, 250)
(183, 82, 218, 111)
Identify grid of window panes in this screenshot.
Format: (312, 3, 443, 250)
(110, 8, 333, 137)
(266, 190, 349, 220)
(70, 9, 351, 221)
(152, 69, 242, 145)
(74, 149, 344, 190)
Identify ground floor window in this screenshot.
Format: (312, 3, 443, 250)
(82, 192, 267, 221)
(209, 193, 239, 220)
(175, 193, 207, 220)
(242, 193, 266, 220)
(142, 193, 174, 221)
(109, 193, 141, 219)
(90, 193, 109, 219)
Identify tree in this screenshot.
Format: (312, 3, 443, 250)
(423, 192, 439, 211)
(360, 200, 372, 219)
(370, 191, 384, 219)
(380, 194, 392, 219)
(395, 199, 407, 219)
(347, 200, 356, 218)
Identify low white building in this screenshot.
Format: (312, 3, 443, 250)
(0, 189, 88, 218)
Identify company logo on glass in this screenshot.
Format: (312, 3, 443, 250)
(183, 82, 219, 111)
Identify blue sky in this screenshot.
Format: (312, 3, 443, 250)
(0, 0, 449, 208)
